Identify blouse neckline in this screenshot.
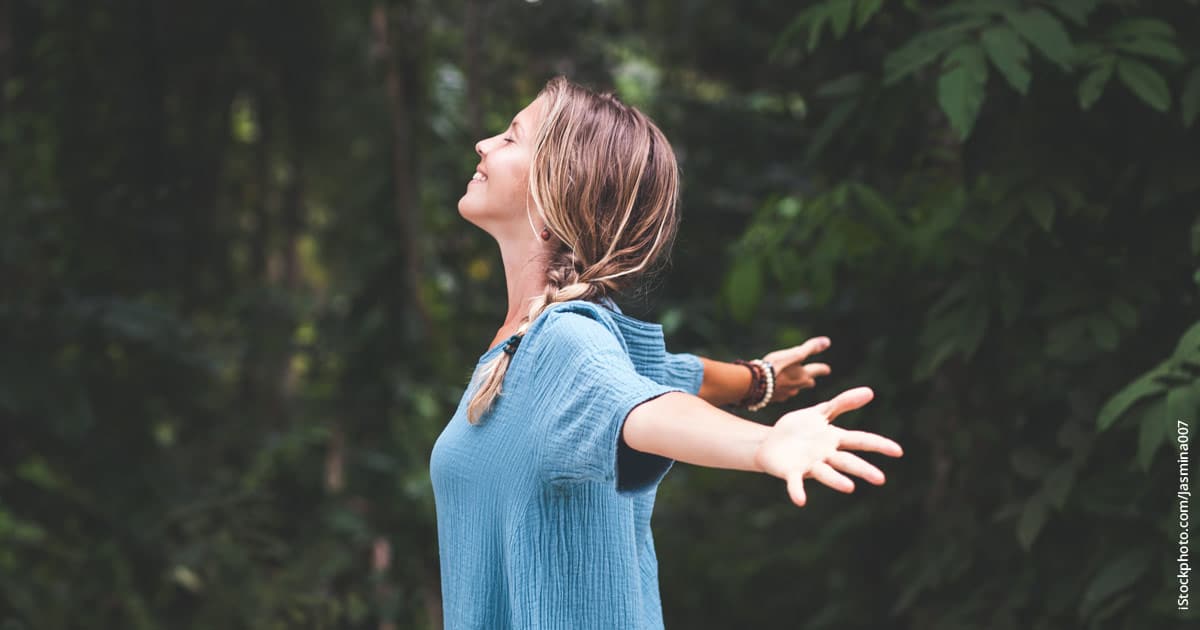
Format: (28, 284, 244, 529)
(475, 297, 662, 364)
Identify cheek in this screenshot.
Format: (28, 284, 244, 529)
(496, 164, 531, 201)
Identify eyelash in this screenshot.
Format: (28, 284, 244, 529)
(503, 137, 515, 143)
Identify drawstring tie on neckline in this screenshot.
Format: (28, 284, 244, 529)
(502, 333, 522, 356)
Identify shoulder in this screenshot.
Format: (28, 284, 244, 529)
(527, 300, 628, 360)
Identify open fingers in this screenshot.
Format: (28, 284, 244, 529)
(837, 429, 904, 458)
(803, 363, 831, 380)
(809, 461, 855, 493)
(786, 470, 808, 507)
(826, 451, 887, 485)
(781, 363, 831, 392)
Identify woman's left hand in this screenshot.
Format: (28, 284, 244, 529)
(754, 386, 903, 507)
(761, 336, 832, 404)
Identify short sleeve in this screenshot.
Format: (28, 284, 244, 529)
(533, 310, 686, 494)
(664, 351, 705, 395)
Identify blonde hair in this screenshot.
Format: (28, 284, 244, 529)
(466, 75, 683, 424)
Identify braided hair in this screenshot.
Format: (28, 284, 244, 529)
(465, 76, 683, 424)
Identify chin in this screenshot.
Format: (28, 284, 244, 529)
(457, 192, 475, 214)
(457, 197, 490, 229)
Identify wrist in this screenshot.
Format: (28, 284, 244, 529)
(748, 424, 771, 474)
(697, 358, 756, 407)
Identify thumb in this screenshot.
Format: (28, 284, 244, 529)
(814, 386, 875, 420)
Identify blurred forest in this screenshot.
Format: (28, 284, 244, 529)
(2, 0, 1199, 628)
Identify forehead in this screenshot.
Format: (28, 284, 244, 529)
(513, 94, 546, 128)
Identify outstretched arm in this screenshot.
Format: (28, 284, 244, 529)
(623, 386, 903, 506)
(691, 336, 835, 408)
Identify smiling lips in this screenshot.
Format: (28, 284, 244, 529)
(470, 170, 487, 184)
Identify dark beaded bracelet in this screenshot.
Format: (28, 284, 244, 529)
(733, 359, 765, 408)
(748, 359, 775, 411)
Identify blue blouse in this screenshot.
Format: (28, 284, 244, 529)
(429, 298, 705, 628)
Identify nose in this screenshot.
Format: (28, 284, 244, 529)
(476, 130, 507, 157)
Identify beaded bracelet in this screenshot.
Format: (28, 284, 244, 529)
(732, 359, 762, 407)
(735, 359, 765, 408)
(747, 359, 775, 411)
(733, 358, 775, 410)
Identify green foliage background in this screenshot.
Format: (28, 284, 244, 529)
(2, 0, 1198, 628)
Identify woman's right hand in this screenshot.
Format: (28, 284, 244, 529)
(752, 386, 904, 507)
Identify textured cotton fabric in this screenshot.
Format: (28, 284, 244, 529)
(429, 298, 704, 629)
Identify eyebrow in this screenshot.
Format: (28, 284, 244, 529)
(510, 120, 522, 137)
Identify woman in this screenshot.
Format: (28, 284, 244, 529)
(430, 75, 904, 629)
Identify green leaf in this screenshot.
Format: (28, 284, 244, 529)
(1078, 549, 1151, 619)
(1016, 496, 1048, 550)
(1025, 190, 1055, 231)
(1135, 396, 1168, 471)
(959, 320, 993, 368)
(932, 0, 1019, 21)
(1116, 58, 1170, 111)
(1004, 8, 1075, 69)
(937, 45, 988, 140)
(815, 73, 866, 98)
(1042, 462, 1075, 509)
(854, 0, 884, 29)
(1051, 0, 1099, 27)
(1097, 366, 1167, 430)
(1174, 320, 1200, 356)
(828, 0, 855, 39)
(771, 8, 819, 59)
(793, 5, 829, 53)
(1113, 38, 1185, 64)
(850, 182, 904, 234)
(883, 20, 983, 85)
(725, 255, 762, 323)
(1077, 57, 1114, 110)
(1070, 41, 1106, 65)
(1105, 18, 1175, 42)
(805, 99, 857, 162)
(981, 26, 1031, 95)
(1107, 298, 1138, 329)
(808, 7, 832, 52)
(913, 338, 957, 382)
(1181, 67, 1200, 127)
(1166, 381, 1200, 426)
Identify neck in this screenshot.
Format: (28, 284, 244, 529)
(497, 234, 549, 327)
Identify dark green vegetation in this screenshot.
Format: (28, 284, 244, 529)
(2, 0, 1197, 628)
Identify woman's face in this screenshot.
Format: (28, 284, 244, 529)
(458, 95, 547, 239)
